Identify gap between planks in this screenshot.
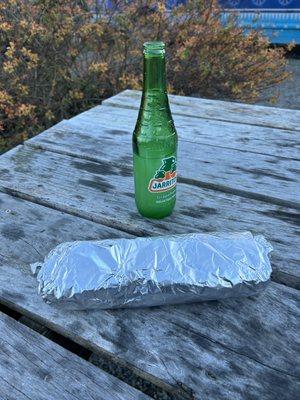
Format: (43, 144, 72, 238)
(102, 101, 300, 132)
(0, 302, 170, 400)
(26, 141, 300, 211)
(0, 312, 152, 400)
(0, 278, 299, 382)
(0, 191, 299, 398)
(0, 183, 159, 238)
(0, 143, 299, 288)
(0, 277, 298, 398)
(0, 295, 190, 400)
(29, 130, 300, 162)
(69, 105, 300, 161)
(102, 90, 300, 132)
(2, 146, 300, 289)
(0, 154, 299, 291)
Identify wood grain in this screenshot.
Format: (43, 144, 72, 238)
(102, 89, 300, 132)
(1, 90, 299, 400)
(27, 118, 300, 208)
(0, 145, 299, 288)
(0, 193, 299, 400)
(69, 104, 300, 160)
(0, 311, 150, 400)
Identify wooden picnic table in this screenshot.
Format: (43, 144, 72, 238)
(0, 90, 299, 399)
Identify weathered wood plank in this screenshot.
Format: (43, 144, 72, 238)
(102, 89, 300, 131)
(0, 145, 299, 288)
(0, 376, 28, 400)
(0, 190, 131, 269)
(27, 119, 300, 208)
(68, 104, 300, 160)
(0, 311, 150, 400)
(0, 193, 299, 400)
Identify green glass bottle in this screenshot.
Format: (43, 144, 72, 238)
(132, 41, 178, 219)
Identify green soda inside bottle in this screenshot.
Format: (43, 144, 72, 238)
(132, 41, 178, 219)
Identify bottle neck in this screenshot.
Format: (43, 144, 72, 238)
(143, 54, 167, 93)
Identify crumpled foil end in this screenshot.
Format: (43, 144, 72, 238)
(31, 232, 273, 310)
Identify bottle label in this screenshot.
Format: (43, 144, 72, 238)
(148, 156, 177, 193)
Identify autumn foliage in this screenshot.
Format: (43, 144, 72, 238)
(0, 0, 290, 151)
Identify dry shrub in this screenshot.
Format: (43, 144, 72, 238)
(0, 0, 291, 151)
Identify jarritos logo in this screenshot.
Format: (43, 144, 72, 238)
(148, 156, 177, 193)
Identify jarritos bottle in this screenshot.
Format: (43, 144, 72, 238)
(133, 41, 178, 219)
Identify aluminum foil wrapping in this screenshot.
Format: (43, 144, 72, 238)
(31, 232, 273, 310)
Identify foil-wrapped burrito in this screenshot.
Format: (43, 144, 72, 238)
(31, 232, 273, 309)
